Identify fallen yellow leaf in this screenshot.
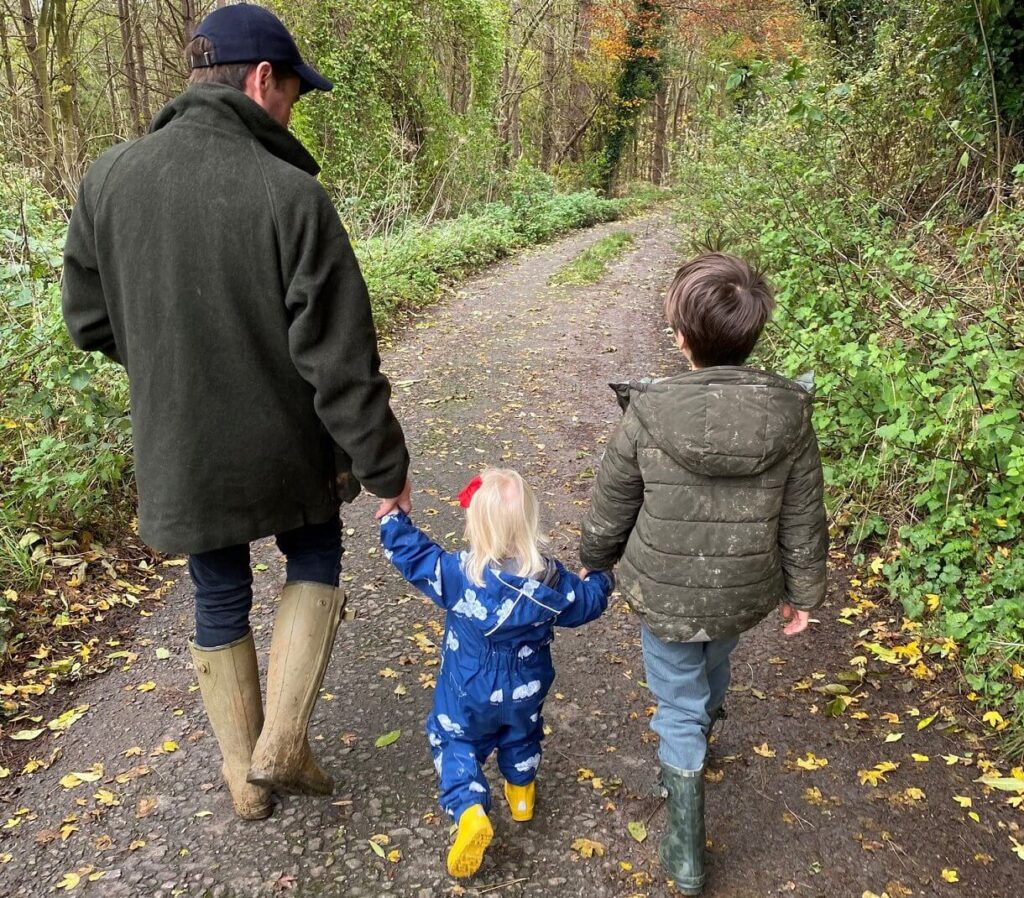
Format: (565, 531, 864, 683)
(753, 742, 776, 758)
(55, 872, 81, 890)
(94, 790, 119, 807)
(571, 837, 606, 858)
(858, 761, 899, 787)
(59, 764, 103, 789)
(982, 710, 1006, 730)
(47, 705, 89, 733)
(941, 868, 959, 883)
(794, 752, 828, 771)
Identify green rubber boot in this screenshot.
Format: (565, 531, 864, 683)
(659, 764, 706, 896)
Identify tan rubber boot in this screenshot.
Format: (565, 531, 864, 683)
(247, 582, 346, 794)
(189, 634, 273, 820)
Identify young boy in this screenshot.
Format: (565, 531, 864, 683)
(580, 252, 828, 895)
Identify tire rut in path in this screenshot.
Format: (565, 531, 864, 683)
(3, 212, 1019, 898)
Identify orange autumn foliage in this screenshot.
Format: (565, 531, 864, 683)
(591, 0, 804, 64)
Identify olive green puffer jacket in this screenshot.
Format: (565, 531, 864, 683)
(580, 367, 828, 642)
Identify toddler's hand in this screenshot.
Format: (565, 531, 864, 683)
(780, 602, 810, 637)
(376, 478, 413, 520)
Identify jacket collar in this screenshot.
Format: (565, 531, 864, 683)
(148, 83, 320, 177)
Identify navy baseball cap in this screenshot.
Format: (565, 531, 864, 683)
(191, 4, 333, 95)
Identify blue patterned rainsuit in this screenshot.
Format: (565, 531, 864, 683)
(380, 511, 613, 821)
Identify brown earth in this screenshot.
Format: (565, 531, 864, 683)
(1, 212, 1021, 898)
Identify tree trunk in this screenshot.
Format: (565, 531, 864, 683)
(497, 46, 512, 164)
(568, 0, 594, 162)
(118, 0, 143, 134)
(104, 31, 123, 139)
(539, 15, 556, 170)
(0, 11, 16, 96)
(181, 0, 196, 43)
(52, 0, 85, 191)
(18, 0, 57, 183)
(651, 79, 669, 184)
(509, 91, 522, 161)
(131, 0, 150, 122)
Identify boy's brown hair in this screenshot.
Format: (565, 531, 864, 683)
(664, 252, 775, 368)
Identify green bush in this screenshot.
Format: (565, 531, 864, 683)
(674, 38, 1024, 737)
(359, 166, 640, 327)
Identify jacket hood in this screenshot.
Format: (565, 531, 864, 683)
(449, 558, 571, 641)
(149, 83, 320, 177)
(615, 367, 815, 478)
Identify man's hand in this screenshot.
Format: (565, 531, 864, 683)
(780, 602, 810, 637)
(376, 479, 413, 520)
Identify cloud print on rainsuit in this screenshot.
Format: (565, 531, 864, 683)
(380, 510, 613, 821)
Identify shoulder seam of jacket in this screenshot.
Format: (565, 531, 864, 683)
(249, 141, 283, 269)
(90, 141, 137, 217)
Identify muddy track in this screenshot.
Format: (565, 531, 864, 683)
(2, 212, 1020, 898)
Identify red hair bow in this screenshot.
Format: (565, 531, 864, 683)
(459, 475, 483, 509)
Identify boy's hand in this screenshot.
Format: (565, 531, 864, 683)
(780, 602, 810, 636)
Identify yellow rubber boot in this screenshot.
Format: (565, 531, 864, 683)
(503, 780, 535, 821)
(446, 804, 493, 878)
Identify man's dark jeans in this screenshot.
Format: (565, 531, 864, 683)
(189, 518, 342, 648)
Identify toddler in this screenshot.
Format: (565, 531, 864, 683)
(380, 468, 613, 878)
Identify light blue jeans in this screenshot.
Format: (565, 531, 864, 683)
(641, 625, 740, 772)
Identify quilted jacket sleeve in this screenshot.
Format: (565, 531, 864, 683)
(579, 407, 645, 571)
(778, 428, 829, 610)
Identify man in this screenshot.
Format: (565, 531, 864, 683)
(62, 4, 411, 820)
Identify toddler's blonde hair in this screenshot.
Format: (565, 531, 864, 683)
(464, 468, 546, 587)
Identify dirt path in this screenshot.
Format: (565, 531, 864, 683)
(2, 212, 1021, 898)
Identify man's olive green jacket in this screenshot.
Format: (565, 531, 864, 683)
(62, 84, 408, 554)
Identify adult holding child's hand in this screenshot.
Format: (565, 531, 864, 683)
(376, 478, 414, 520)
(61, 4, 409, 822)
